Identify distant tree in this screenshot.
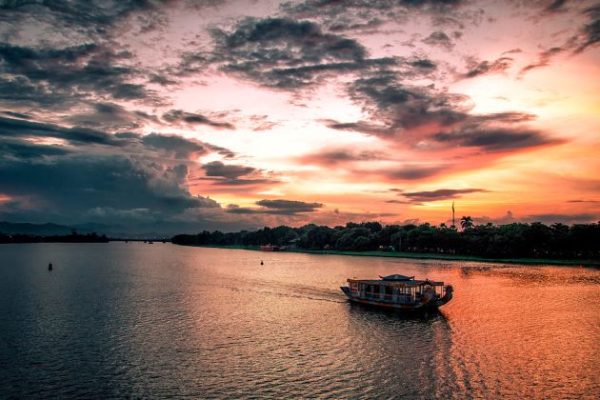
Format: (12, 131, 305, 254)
(460, 216, 474, 230)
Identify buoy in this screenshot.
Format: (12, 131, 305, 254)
(48, 262, 53, 271)
(260, 260, 264, 265)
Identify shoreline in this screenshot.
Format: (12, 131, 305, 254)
(174, 243, 600, 267)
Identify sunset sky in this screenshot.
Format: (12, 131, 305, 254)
(0, 0, 599, 233)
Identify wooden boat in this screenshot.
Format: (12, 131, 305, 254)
(340, 274, 453, 311)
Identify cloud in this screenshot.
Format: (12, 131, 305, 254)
(298, 147, 387, 165)
(0, 154, 219, 226)
(162, 109, 235, 130)
(202, 161, 255, 178)
(401, 188, 487, 202)
(141, 133, 210, 159)
(422, 31, 455, 50)
(281, 0, 465, 34)
(566, 199, 599, 203)
(227, 199, 324, 215)
(339, 70, 562, 157)
(432, 127, 563, 151)
(65, 102, 159, 130)
(576, 5, 600, 53)
(206, 17, 395, 88)
(383, 165, 445, 180)
(0, 42, 159, 105)
(198, 161, 279, 186)
(348, 72, 468, 132)
(0, 138, 71, 160)
(322, 119, 394, 136)
(519, 46, 563, 75)
(462, 57, 513, 79)
(0, 115, 123, 146)
(520, 5, 600, 76)
(545, 0, 568, 13)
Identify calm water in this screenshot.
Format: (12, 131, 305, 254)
(0, 243, 598, 399)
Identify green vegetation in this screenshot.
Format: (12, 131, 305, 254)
(172, 220, 600, 263)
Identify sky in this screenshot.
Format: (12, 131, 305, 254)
(0, 0, 599, 234)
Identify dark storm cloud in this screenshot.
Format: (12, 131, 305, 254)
(141, 133, 209, 159)
(0, 115, 235, 162)
(0, 116, 122, 146)
(463, 57, 513, 79)
(206, 17, 395, 88)
(227, 199, 323, 215)
(0, 138, 71, 159)
(0, 42, 158, 106)
(0, 155, 219, 222)
(162, 109, 235, 130)
(282, 0, 463, 24)
(348, 72, 467, 131)
(336, 69, 564, 155)
(0, 0, 162, 29)
(1, 110, 32, 119)
(432, 128, 563, 151)
(66, 102, 159, 130)
(402, 188, 486, 202)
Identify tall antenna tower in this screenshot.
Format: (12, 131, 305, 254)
(452, 201, 455, 228)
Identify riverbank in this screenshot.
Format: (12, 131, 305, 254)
(173, 243, 600, 267)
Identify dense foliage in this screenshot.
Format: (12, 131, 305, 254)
(0, 232, 109, 243)
(172, 220, 600, 260)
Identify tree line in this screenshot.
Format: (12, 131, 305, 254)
(0, 231, 109, 244)
(172, 219, 600, 260)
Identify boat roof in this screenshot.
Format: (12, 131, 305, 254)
(348, 277, 444, 286)
(380, 274, 414, 281)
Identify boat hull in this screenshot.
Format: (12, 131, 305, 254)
(340, 286, 450, 311)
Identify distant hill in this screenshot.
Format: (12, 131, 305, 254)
(0, 221, 172, 239)
(0, 221, 78, 236)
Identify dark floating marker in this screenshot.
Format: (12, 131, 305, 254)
(48, 262, 53, 271)
(260, 260, 264, 265)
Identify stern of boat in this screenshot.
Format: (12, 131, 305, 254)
(436, 284, 453, 307)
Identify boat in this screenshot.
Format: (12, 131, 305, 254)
(260, 244, 280, 251)
(340, 274, 453, 311)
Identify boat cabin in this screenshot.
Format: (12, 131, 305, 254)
(346, 274, 447, 305)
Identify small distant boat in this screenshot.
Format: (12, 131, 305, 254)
(340, 274, 453, 311)
(260, 244, 279, 251)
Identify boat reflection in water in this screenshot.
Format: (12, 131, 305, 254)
(344, 303, 460, 398)
(341, 274, 453, 311)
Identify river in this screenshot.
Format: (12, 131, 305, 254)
(0, 242, 598, 399)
